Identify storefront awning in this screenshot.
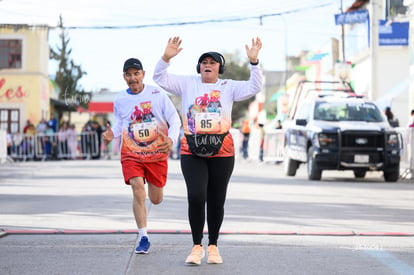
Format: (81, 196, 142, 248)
(85, 102, 114, 113)
(50, 98, 78, 112)
(346, 0, 369, 12)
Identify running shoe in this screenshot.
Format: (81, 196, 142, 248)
(185, 245, 205, 265)
(207, 245, 223, 264)
(135, 236, 150, 254)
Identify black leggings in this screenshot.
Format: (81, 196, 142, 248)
(181, 155, 235, 246)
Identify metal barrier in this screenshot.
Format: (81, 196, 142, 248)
(2, 127, 413, 178)
(398, 127, 414, 179)
(230, 127, 285, 162)
(263, 129, 285, 163)
(6, 132, 100, 161)
(229, 128, 243, 159)
(261, 127, 413, 179)
(0, 129, 9, 164)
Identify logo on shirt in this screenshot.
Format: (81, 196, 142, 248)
(128, 101, 158, 147)
(187, 90, 222, 134)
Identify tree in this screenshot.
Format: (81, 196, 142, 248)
(221, 51, 256, 124)
(50, 15, 90, 110)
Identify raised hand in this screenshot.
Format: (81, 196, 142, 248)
(162, 36, 183, 63)
(245, 37, 263, 63)
(102, 123, 114, 145)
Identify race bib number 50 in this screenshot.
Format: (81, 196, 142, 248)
(131, 122, 158, 143)
(195, 112, 221, 133)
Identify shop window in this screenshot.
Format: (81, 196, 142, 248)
(0, 39, 22, 69)
(0, 109, 20, 133)
(387, 0, 408, 18)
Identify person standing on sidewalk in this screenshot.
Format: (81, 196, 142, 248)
(258, 123, 265, 162)
(103, 58, 181, 254)
(240, 119, 251, 159)
(153, 36, 263, 265)
(385, 107, 399, 128)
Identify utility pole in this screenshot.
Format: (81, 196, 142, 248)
(280, 15, 288, 86)
(341, 0, 346, 61)
(370, 0, 381, 101)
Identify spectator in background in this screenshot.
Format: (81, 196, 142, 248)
(240, 119, 250, 159)
(48, 115, 58, 132)
(67, 124, 78, 160)
(258, 123, 265, 162)
(43, 123, 55, 160)
(23, 120, 32, 134)
(385, 107, 399, 128)
(102, 121, 112, 159)
(22, 122, 36, 161)
(409, 109, 414, 128)
(275, 119, 282, 129)
(91, 121, 103, 159)
(12, 131, 23, 160)
(37, 119, 48, 157)
(57, 122, 69, 159)
(81, 121, 93, 160)
(171, 127, 184, 160)
(6, 129, 12, 156)
(36, 119, 47, 134)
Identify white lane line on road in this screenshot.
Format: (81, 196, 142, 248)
(365, 249, 414, 275)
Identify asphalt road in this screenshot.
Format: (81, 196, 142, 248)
(0, 158, 413, 274)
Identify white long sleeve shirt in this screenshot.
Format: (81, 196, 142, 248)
(153, 58, 263, 157)
(112, 85, 181, 162)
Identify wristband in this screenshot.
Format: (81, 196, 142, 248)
(250, 60, 259, 66)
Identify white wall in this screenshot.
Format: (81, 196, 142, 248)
(375, 47, 410, 126)
(352, 56, 371, 97)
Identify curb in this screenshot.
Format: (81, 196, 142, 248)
(0, 230, 8, 238)
(1, 229, 413, 237)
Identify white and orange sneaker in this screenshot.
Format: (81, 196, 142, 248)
(207, 245, 223, 264)
(185, 245, 205, 265)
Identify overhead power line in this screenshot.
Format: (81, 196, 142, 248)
(53, 2, 333, 30)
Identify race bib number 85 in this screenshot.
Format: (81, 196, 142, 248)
(195, 112, 221, 133)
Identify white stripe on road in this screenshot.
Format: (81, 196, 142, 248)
(365, 250, 414, 275)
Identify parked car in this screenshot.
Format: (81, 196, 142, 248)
(283, 83, 402, 182)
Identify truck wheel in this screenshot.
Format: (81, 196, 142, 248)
(353, 170, 366, 178)
(384, 168, 399, 182)
(284, 151, 299, 176)
(307, 147, 322, 180)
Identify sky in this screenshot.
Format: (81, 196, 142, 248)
(0, 0, 355, 92)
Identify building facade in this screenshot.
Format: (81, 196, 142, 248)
(0, 24, 51, 133)
(337, 0, 411, 126)
(284, 0, 412, 127)
(405, 0, 414, 125)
